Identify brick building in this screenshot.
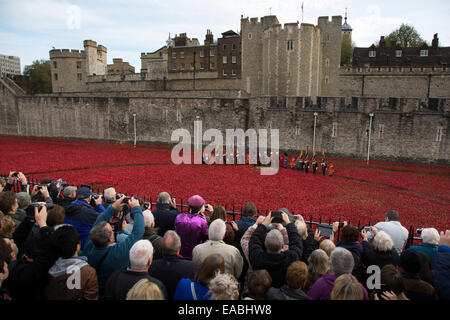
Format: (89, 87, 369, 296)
(353, 34, 450, 68)
(217, 30, 241, 78)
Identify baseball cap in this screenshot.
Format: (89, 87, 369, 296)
(76, 186, 93, 199)
(188, 195, 206, 207)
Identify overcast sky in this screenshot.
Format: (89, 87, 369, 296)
(1, 0, 449, 73)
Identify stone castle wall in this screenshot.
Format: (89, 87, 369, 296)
(1, 79, 448, 163)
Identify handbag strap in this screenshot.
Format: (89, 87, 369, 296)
(190, 281, 198, 300)
(95, 247, 112, 273)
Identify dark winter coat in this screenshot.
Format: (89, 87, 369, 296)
(152, 203, 179, 237)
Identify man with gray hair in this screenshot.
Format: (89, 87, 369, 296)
(192, 219, 243, 279)
(152, 192, 179, 237)
(142, 209, 163, 260)
(56, 186, 77, 209)
(104, 239, 167, 300)
(307, 247, 368, 300)
(103, 187, 116, 209)
(249, 211, 303, 288)
(149, 230, 198, 299)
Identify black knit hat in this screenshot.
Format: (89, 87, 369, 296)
(400, 250, 421, 274)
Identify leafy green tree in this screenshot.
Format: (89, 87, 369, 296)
(23, 59, 52, 93)
(341, 34, 354, 66)
(382, 24, 426, 47)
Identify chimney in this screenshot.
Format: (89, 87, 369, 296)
(379, 36, 386, 47)
(432, 33, 439, 49)
(205, 29, 214, 46)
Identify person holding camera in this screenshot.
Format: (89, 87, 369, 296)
(3, 171, 28, 193)
(30, 183, 54, 208)
(152, 192, 179, 237)
(248, 211, 304, 288)
(64, 186, 105, 250)
(83, 195, 145, 299)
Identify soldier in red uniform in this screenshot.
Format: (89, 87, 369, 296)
(327, 162, 335, 176)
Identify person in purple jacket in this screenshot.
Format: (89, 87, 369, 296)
(307, 247, 368, 300)
(174, 195, 210, 260)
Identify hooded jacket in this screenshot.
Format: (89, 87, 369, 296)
(46, 256, 98, 300)
(174, 212, 208, 260)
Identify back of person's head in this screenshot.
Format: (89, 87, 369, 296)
(373, 230, 394, 252)
(330, 274, 364, 300)
(40, 177, 52, 184)
(194, 253, 225, 286)
(103, 187, 116, 202)
(90, 221, 112, 247)
(286, 261, 308, 290)
(52, 225, 80, 259)
(385, 210, 399, 222)
(265, 229, 284, 253)
(308, 249, 330, 275)
(223, 223, 235, 244)
(157, 192, 171, 204)
(63, 186, 77, 198)
(47, 205, 65, 227)
(208, 272, 239, 300)
(16, 192, 31, 209)
(210, 206, 226, 222)
(209, 219, 226, 241)
(129, 240, 153, 270)
(143, 210, 155, 228)
(294, 220, 308, 240)
(341, 225, 360, 242)
(330, 247, 355, 276)
(421, 228, 440, 245)
(242, 202, 257, 218)
(246, 270, 272, 300)
(399, 249, 421, 274)
(162, 230, 181, 256)
(126, 278, 164, 300)
(380, 264, 406, 296)
(0, 191, 17, 214)
(319, 239, 336, 257)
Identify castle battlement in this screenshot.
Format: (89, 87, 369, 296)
(49, 49, 85, 58)
(317, 16, 342, 27)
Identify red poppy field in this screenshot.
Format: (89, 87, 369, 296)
(1, 135, 449, 232)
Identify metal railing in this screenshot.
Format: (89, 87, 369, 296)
(1, 174, 422, 248)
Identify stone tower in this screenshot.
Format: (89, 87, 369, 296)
(49, 48, 86, 93)
(84, 40, 107, 76)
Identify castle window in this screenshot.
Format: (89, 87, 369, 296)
(326, 58, 329, 67)
(223, 44, 227, 51)
(172, 63, 176, 71)
(76, 61, 81, 69)
(435, 127, 443, 142)
(295, 125, 300, 136)
(223, 69, 227, 76)
(77, 73, 82, 80)
(369, 51, 376, 58)
(210, 62, 215, 69)
(190, 63, 195, 70)
(378, 124, 385, 139)
(180, 63, 185, 71)
(232, 69, 236, 76)
(200, 50, 204, 58)
(54, 73, 58, 80)
(420, 50, 428, 57)
(223, 56, 228, 64)
(53, 61, 57, 68)
(200, 62, 204, 70)
(172, 52, 176, 59)
(180, 51, 184, 58)
(248, 33, 252, 39)
(396, 50, 402, 57)
(332, 123, 337, 138)
(287, 40, 294, 51)
(210, 50, 214, 57)
(325, 76, 329, 85)
(232, 56, 236, 64)
(176, 109, 182, 122)
(232, 44, 236, 50)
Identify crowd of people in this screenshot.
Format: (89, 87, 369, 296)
(0, 171, 448, 301)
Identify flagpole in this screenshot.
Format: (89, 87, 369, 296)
(301, 2, 304, 23)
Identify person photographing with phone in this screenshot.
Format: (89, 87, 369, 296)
(248, 211, 304, 288)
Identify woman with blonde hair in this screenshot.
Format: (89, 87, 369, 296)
(330, 274, 364, 300)
(361, 229, 399, 269)
(305, 249, 330, 291)
(126, 279, 164, 300)
(208, 272, 240, 300)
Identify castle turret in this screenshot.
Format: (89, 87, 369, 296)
(84, 40, 107, 76)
